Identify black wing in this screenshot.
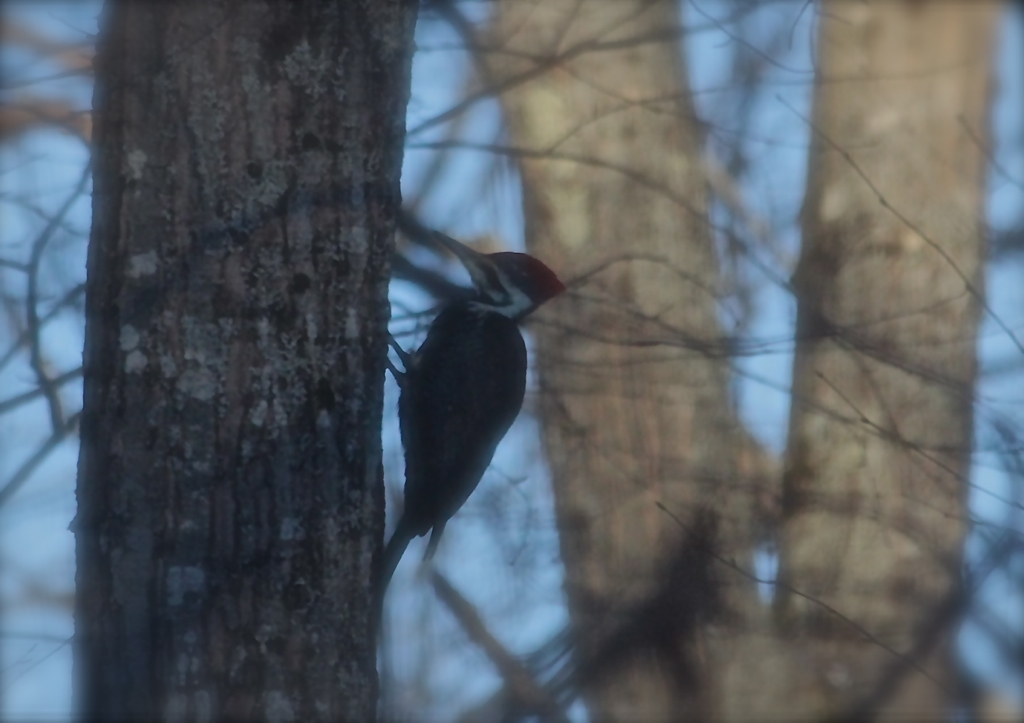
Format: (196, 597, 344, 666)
(398, 302, 527, 537)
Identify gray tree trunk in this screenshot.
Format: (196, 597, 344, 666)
(771, 2, 1000, 719)
(75, 1, 415, 720)
(487, 1, 769, 719)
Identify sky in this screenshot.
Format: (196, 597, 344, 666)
(1, 1, 1022, 720)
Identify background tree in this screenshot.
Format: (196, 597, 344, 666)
(773, 3, 1001, 718)
(484, 1, 765, 718)
(74, 1, 414, 719)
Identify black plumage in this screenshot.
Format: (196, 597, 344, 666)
(380, 301, 527, 595)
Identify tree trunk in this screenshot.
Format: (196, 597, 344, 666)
(487, 2, 767, 719)
(772, 2, 999, 719)
(75, 1, 415, 720)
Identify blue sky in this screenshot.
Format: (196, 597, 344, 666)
(1, 1, 1022, 719)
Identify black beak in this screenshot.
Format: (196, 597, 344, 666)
(431, 231, 494, 291)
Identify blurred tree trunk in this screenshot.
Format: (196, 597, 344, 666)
(487, 1, 769, 719)
(489, 0, 1001, 720)
(75, 1, 415, 720)
(772, 2, 999, 720)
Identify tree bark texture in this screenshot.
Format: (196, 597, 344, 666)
(487, 2, 769, 719)
(75, 1, 415, 720)
(772, 2, 999, 719)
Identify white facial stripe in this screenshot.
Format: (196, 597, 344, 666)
(470, 266, 535, 318)
(496, 267, 535, 317)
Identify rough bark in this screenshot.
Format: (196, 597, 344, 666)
(770, 2, 999, 720)
(75, 1, 415, 720)
(486, 2, 768, 719)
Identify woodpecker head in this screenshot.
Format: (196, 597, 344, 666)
(434, 232, 566, 320)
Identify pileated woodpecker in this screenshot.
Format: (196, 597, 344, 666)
(379, 231, 565, 601)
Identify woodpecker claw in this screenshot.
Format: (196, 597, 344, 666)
(385, 358, 405, 386)
(388, 334, 412, 366)
(423, 520, 446, 562)
(386, 334, 411, 386)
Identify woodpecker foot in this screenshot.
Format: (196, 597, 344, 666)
(385, 358, 405, 386)
(423, 521, 446, 562)
(386, 334, 414, 386)
(388, 334, 412, 367)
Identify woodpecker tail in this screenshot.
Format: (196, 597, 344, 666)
(376, 515, 414, 616)
(423, 520, 446, 562)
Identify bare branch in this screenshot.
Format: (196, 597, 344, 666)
(0, 366, 83, 416)
(0, 98, 92, 142)
(430, 571, 570, 723)
(1, 21, 94, 73)
(25, 163, 91, 433)
(0, 410, 81, 509)
(0, 282, 84, 373)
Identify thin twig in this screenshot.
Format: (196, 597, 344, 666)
(656, 501, 948, 692)
(0, 282, 85, 373)
(0, 366, 83, 416)
(778, 95, 1024, 358)
(430, 571, 570, 722)
(25, 163, 91, 434)
(0, 411, 81, 509)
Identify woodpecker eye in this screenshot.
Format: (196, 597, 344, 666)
(480, 264, 510, 302)
(481, 264, 501, 290)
